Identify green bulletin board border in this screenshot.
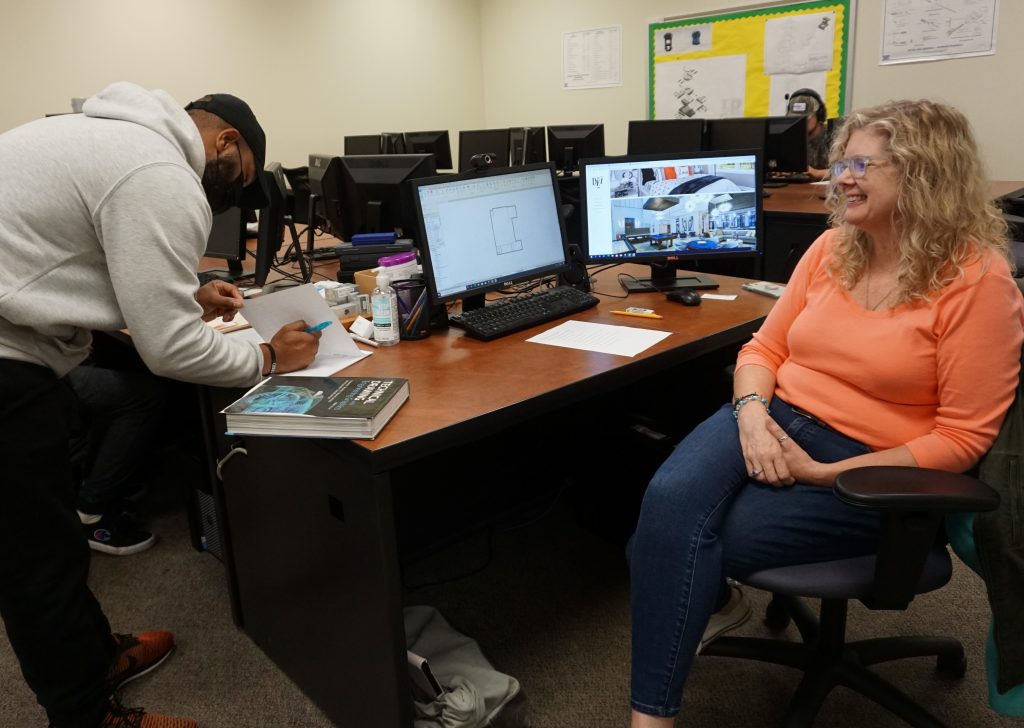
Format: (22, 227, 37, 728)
(648, 0, 852, 120)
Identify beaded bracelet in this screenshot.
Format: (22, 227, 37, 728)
(732, 393, 769, 420)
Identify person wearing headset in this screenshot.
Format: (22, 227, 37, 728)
(786, 88, 830, 180)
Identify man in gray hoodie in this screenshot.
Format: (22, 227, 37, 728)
(0, 82, 321, 728)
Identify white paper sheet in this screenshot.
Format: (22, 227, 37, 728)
(881, 0, 998, 65)
(654, 55, 747, 120)
(240, 284, 371, 376)
(764, 12, 835, 75)
(527, 320, 671, 357)
(562, 25, 622, 89)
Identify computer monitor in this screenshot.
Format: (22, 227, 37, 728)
(253, 165, 289, 287)
(705, 116, 807, 180)
(402, 130, 453, 170)
(546, 124, 605, 174)
(766, 115, 808, 174)
(458, 129, 511, 172)
(309, 153, 437, 242)
(410, 162, 570, 310)
(509, 127, 546, 166)
(627, 119, 705, 155)
(203, 206, 247, 280)
(344, 134, 382, 155)
(580, 149, 763, 292)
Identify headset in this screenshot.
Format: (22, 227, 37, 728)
(786, 88, 827, 124)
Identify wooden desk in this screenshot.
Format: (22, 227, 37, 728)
(203, 267, 775, 727)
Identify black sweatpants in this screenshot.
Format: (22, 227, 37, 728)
(0, 359, 114, 728)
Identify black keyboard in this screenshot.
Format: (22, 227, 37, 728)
(449, 286, 599, 341)
(786, 173, 813, 184)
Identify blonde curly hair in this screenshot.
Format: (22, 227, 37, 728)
(824, 99, 1009, 303)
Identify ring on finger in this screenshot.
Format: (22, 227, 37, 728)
(778, 435, 790, 443)
(750, 469, 761, 477)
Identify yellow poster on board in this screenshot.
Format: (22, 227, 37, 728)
(649, 0, 851, 121)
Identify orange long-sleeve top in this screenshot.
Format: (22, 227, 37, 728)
(737, 229, 1024, 473)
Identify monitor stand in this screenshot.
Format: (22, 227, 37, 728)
(199, 259, 246, 282)
(620, 264, 719, 293)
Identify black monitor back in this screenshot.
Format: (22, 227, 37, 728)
(547, 124, 605, 174)
(510, 127, 546, 166)
(627, 119, 704, 155)
(458, 129, 511, 172)
(254, 168, 288, 287)
(765, 116, 808, 174)
(205, 207, 246, 260)
(344, 135, 383, 155)
(403, 130, 453, 170)
(281, 166, 311, 225)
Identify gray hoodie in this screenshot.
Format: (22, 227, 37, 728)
(0, 82, 262, 386)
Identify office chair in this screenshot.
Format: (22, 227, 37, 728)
(702, 465, 1000, 728)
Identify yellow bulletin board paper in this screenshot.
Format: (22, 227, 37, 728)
(649, 0, 852, 121)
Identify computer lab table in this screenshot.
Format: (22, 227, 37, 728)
(200, 266, 775, 727)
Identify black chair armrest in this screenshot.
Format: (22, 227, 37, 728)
(834, 466, 999, 609)
(834, 466, 1000, 513)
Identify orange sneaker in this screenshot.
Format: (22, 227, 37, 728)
(99, 697, 197, 728)
(107, 631, 176, 692)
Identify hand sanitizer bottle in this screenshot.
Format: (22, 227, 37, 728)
(371, 271, 400, 346)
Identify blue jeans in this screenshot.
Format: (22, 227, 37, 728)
(629, 398, 882, 717)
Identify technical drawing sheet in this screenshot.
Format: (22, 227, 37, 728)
(881, 0, 998, 64)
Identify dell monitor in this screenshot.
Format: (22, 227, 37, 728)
(411, 162, 570, 311)
(547, 124, 605, 174)
(202, 206, 247, 280)
(402, 130, 453, 170)
(344, 134, 382, 155)
(253, 165, 289, 287)
(580, 149, 763, 292)
(309, 153, 437, 242)
(627, 119, 705, 155)
(458, 129, 511, 172)
(509, 127, 546, 166)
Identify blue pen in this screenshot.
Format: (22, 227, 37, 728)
(304, 320, 333, 333)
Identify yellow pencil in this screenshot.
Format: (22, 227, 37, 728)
(610, 310, 663, 319)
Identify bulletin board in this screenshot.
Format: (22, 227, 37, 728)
(648, 0, 853, 121)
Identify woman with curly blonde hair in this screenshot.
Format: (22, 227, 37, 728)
(629, 99, 1023, 727)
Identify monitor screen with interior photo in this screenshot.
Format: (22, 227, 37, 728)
(402, 130, 453, 170)
(458, 129, 511, 172)
(627, 119, 704, 155)
(308, 153, 437, 242)
(410, 163, 569, 308)
(580, 150, 763, 292)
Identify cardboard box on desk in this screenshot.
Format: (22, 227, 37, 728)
(354, 268, 378, 296)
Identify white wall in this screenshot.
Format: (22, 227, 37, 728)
(2, 2, 1021, 179)
(479, 0, 1024, 180)
(0, 0, 485, 167)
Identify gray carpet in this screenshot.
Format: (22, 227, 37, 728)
(1, 487, 1020, 727)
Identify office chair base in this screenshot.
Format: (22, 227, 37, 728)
(703, 597, 962, 728)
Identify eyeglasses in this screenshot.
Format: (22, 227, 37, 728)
(831, 155, 888, 179)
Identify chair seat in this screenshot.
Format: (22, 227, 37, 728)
(738, 547, 952, 600)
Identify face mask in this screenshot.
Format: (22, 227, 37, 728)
(202, 143, 245, 214)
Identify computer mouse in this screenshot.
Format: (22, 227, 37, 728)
(667, 289, 702, 306)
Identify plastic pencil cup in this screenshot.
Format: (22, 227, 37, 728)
(391, 279, 431, 340)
